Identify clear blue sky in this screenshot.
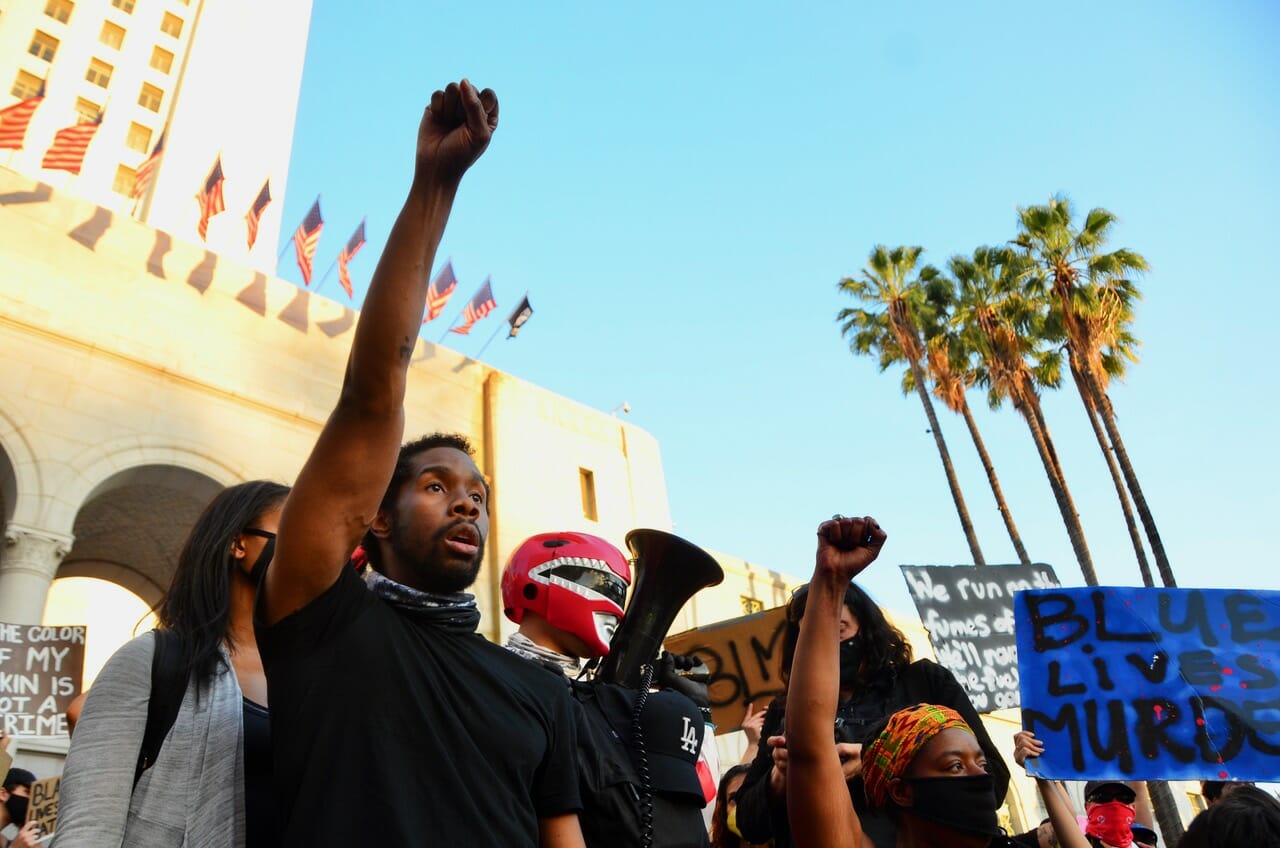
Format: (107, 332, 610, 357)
(278, 1, 1279, 615)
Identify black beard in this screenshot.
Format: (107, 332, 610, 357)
(393, 518, 485, 593)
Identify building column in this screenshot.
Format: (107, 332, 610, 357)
(0, 524, 73, 624)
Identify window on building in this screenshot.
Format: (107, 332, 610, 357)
(28, 31, 60, 62)
(74, 97, 101, 123)
(11, 70, 43, 99)
(150, 46, 174, 74)
(85, 58, 113, 88)
(159, 12, 183, 38)
(112, 164, 137, 196)
(99, 21, 125, 49)
(137, 82, 163, 112)
(125, 122, 152, 153)
(43, 0, 74, 24)
(579, 468, 598, 522)
(111, 0, 135, 13)
(740, 595, 765, 615)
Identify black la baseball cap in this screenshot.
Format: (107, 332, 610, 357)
(636, 689, 706, 805)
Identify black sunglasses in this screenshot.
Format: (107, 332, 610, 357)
(1088, 787, 1136, 805)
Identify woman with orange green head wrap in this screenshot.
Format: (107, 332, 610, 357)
(785, 516, 1009, 848)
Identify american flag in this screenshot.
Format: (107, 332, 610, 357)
(130, 131, 165, 201)
(422, 261, 458, 323)
(0, 88, 45, 150)
(196, 156, 226, 241)
(449, 277, 496, 335)
(41, 113, 103, 174)
(292, 198, 324, 286)
(245, 179, 271, 249)
(337, 218, 366, 298)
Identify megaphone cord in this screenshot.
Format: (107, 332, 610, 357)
(631, 662, 656, 848)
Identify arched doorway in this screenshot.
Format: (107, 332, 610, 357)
(48, 464, 224, 681)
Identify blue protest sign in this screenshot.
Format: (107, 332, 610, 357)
(1015, 587, 1280, 782)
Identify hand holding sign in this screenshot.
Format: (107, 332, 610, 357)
(816, 516, 886, 582)
(11, 821, 44, 848)
(1012, 729, 1044, 768)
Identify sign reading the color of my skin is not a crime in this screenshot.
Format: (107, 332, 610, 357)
(1015, 587, 1280, 782)
(666, 606, 788, 734)
(0, 622, 85, 737)
(901, 563, 1060, 713)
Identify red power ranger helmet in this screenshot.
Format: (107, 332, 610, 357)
(502, 531, 631, 658)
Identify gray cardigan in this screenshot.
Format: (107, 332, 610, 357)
(53, 632, 246, 848)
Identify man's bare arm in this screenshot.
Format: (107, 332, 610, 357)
(538, 813, 586, 848)
(262, 80, 498, 624)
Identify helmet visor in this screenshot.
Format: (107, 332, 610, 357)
(547, 563, 628, 608)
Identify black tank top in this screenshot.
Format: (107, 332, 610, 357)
(242, 697, 280, 846)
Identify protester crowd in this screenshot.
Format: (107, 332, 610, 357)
(2, 80, 1276, 848)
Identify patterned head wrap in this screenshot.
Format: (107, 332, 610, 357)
(862, 703, 971, 808)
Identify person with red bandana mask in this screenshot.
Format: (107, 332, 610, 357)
(501, 531, 713, 848)
(1013, 731, 1156, 848)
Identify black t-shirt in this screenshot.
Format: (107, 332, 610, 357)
(257, 566, 581, 846)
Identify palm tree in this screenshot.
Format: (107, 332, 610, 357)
(916, 282, 1031, 566)
(837, 245, 986, 566)
(1014, 197, 1176, 588)
(1015, 204, 1185, 843)
(949, 247, 1098, 585)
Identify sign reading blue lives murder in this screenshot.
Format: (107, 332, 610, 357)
(1015, 587, 1280, 782)
(901, 564, 1060, 712)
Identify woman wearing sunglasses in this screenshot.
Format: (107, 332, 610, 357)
(55, 480, 289, 848)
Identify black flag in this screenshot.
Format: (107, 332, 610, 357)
(506, 295, 533, 338)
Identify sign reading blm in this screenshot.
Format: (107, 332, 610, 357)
(901, 563, 1059, 713)
(1015, 587, 1280, 782)
(0, 621, 86, 736)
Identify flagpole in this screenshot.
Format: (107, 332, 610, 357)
(437, 310, 464, 343)
(311, 257, 339, 296)
(474, 321, 505, 360)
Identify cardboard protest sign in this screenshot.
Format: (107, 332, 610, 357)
(902, 563, 1060, 712)
(24, 778, 60, 835)
(665, 605, 787, 733)
(1016, 587, 1280, 782)
(25, 775, 60, 836)
(0, 623, 85, 736)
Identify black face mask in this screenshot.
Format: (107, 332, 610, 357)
(241, 529, 276, 584)
(4, 793, 29, 828)
(838, 634, 865, 687)
(904, 774, 1001, 836)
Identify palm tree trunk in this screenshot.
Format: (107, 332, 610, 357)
(1082, 365, 1178, 587)
(905, 354, 986, 566)
(1079, 366, 1186, 843)
(1012, 385, 1099, 585)
(1069, 359, 1154, 587)
(959, 400, 1030, 566)
(1147, 781, 1186, 845)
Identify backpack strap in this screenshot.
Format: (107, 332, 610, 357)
(133, 629, 190, 788)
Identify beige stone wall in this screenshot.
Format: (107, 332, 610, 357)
(0, 164, 671, 643)
(0, 0, 311, 264)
